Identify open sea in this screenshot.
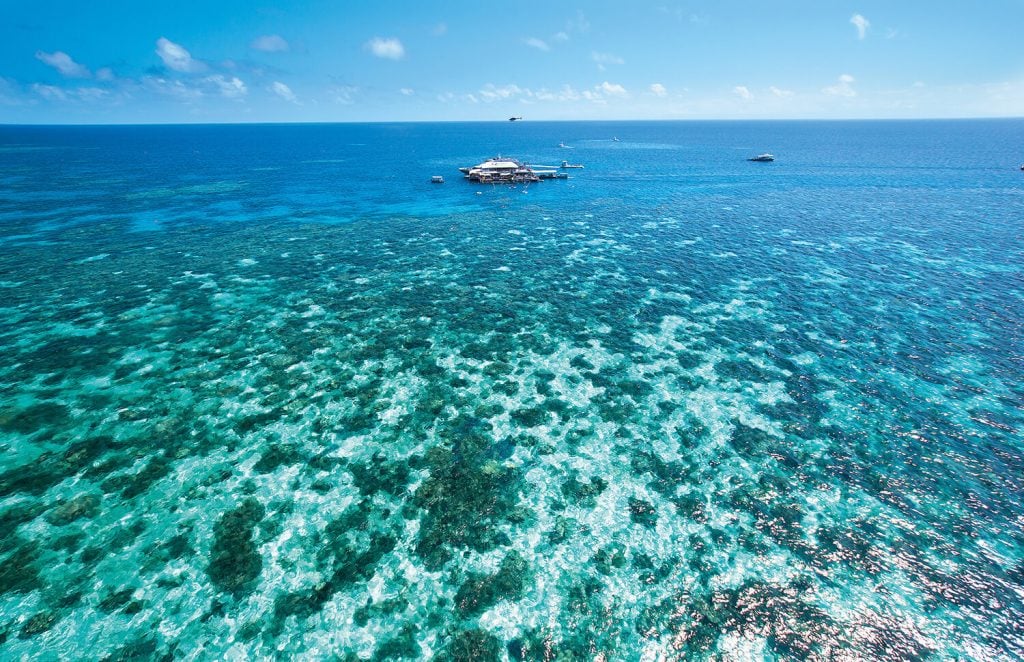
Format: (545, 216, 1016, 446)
(0, 119, 1023, 660)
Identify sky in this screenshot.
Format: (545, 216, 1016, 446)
(1, 1, 1022, 124)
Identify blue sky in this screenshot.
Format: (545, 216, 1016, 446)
(1, 1, 1022, 123)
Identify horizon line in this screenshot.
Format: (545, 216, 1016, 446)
(2, 115, 1023, 128)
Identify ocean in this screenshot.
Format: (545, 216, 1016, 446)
(0, 119, 1022, 659)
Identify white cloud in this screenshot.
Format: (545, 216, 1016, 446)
(851, 14, 870, 40)
(204, 75, 247, 99)
(769, 86, 793, 98)
(525, 37, 549, 52)
(399, 87, 414, 96)
(35, 51, 90, 78)
(553, 31, 569, 42)
(367, 37, 405, 60)
(823, 74, 857, 97)
(156, 37, 204, 73)
(270, 81, 298, 103)
(95, 67, 115, 82)
(734, 85, 753, 100)
(599, 81, 627, 97)
(650, 83, 667, 97)
(432, 23, 448, 36)
(591, 52, 624, 71)
(251, 34, 289, 53)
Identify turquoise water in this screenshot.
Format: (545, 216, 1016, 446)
(1, 120, 1022, 659)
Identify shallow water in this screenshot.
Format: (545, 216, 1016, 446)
(0, 120, 1023, 659)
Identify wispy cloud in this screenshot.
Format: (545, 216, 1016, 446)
(330, 85, 359, 104)
(31, 83, 67, 101)
(567, 11, 590, 34)
(203, 74, 246, 99)
(479, 83, 526, 101)
(769, 86, 794, 98)
(525, 37, 550, 52)
(95, 67, 115, 82)
(399, 87, 415, 96)
(591, 52, 624, 71)
(367, 37, 404, 60)
(156, 37, 204, 73)
(823, 74, 857, 97)
(0, 77, 24, 106)
(851, 14, 870, 40)
(472, 81, 626, 105)
(35, 51, 90, 78)
(270, 81, 298, 103)
(734, 85, 753, 100)
(74, 87, 108, 102)
(553, 31, 569, 42)
(432, 23, 448, 37)
(144, 76, 203, 100)
(251, 34, 289, 53)
(649, 83, 667, 97)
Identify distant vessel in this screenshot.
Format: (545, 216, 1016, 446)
(612, 137, 620, 142)
(748, 153, 775, 162)
(560, 160, 584, 169)
(459, 156, 568, 183)
(558, 142, 572, 148)
(431, 175, 444, 184)
(509, 116, 522, 122)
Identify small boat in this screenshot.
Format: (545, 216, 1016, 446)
(558, 142, 572, 148)
(612, 137, 620, 142)
(748, 153, 775, 162)
(560, 160, 584, 169)
(431, 175, 444, 184)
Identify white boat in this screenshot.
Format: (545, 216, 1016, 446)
(612, 136, 620, 142)
(431, 175, 444, 183)
(560, 160, 584, 169)
(558, 142, 572, 148)
(748, 153, 775, 162)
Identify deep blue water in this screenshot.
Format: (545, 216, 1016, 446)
(0, 120, 1022, 659)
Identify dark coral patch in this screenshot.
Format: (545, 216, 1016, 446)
(454, 551, 530, 616)
(18, 611, 60, 639)
(207, 497, 265, 595)
(46, 493, 101, 526)
(628, 497, 658, 528)
(0, 541, 41, 595)
(439, 629, 501, 662)
(253, 443, 300, 474)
